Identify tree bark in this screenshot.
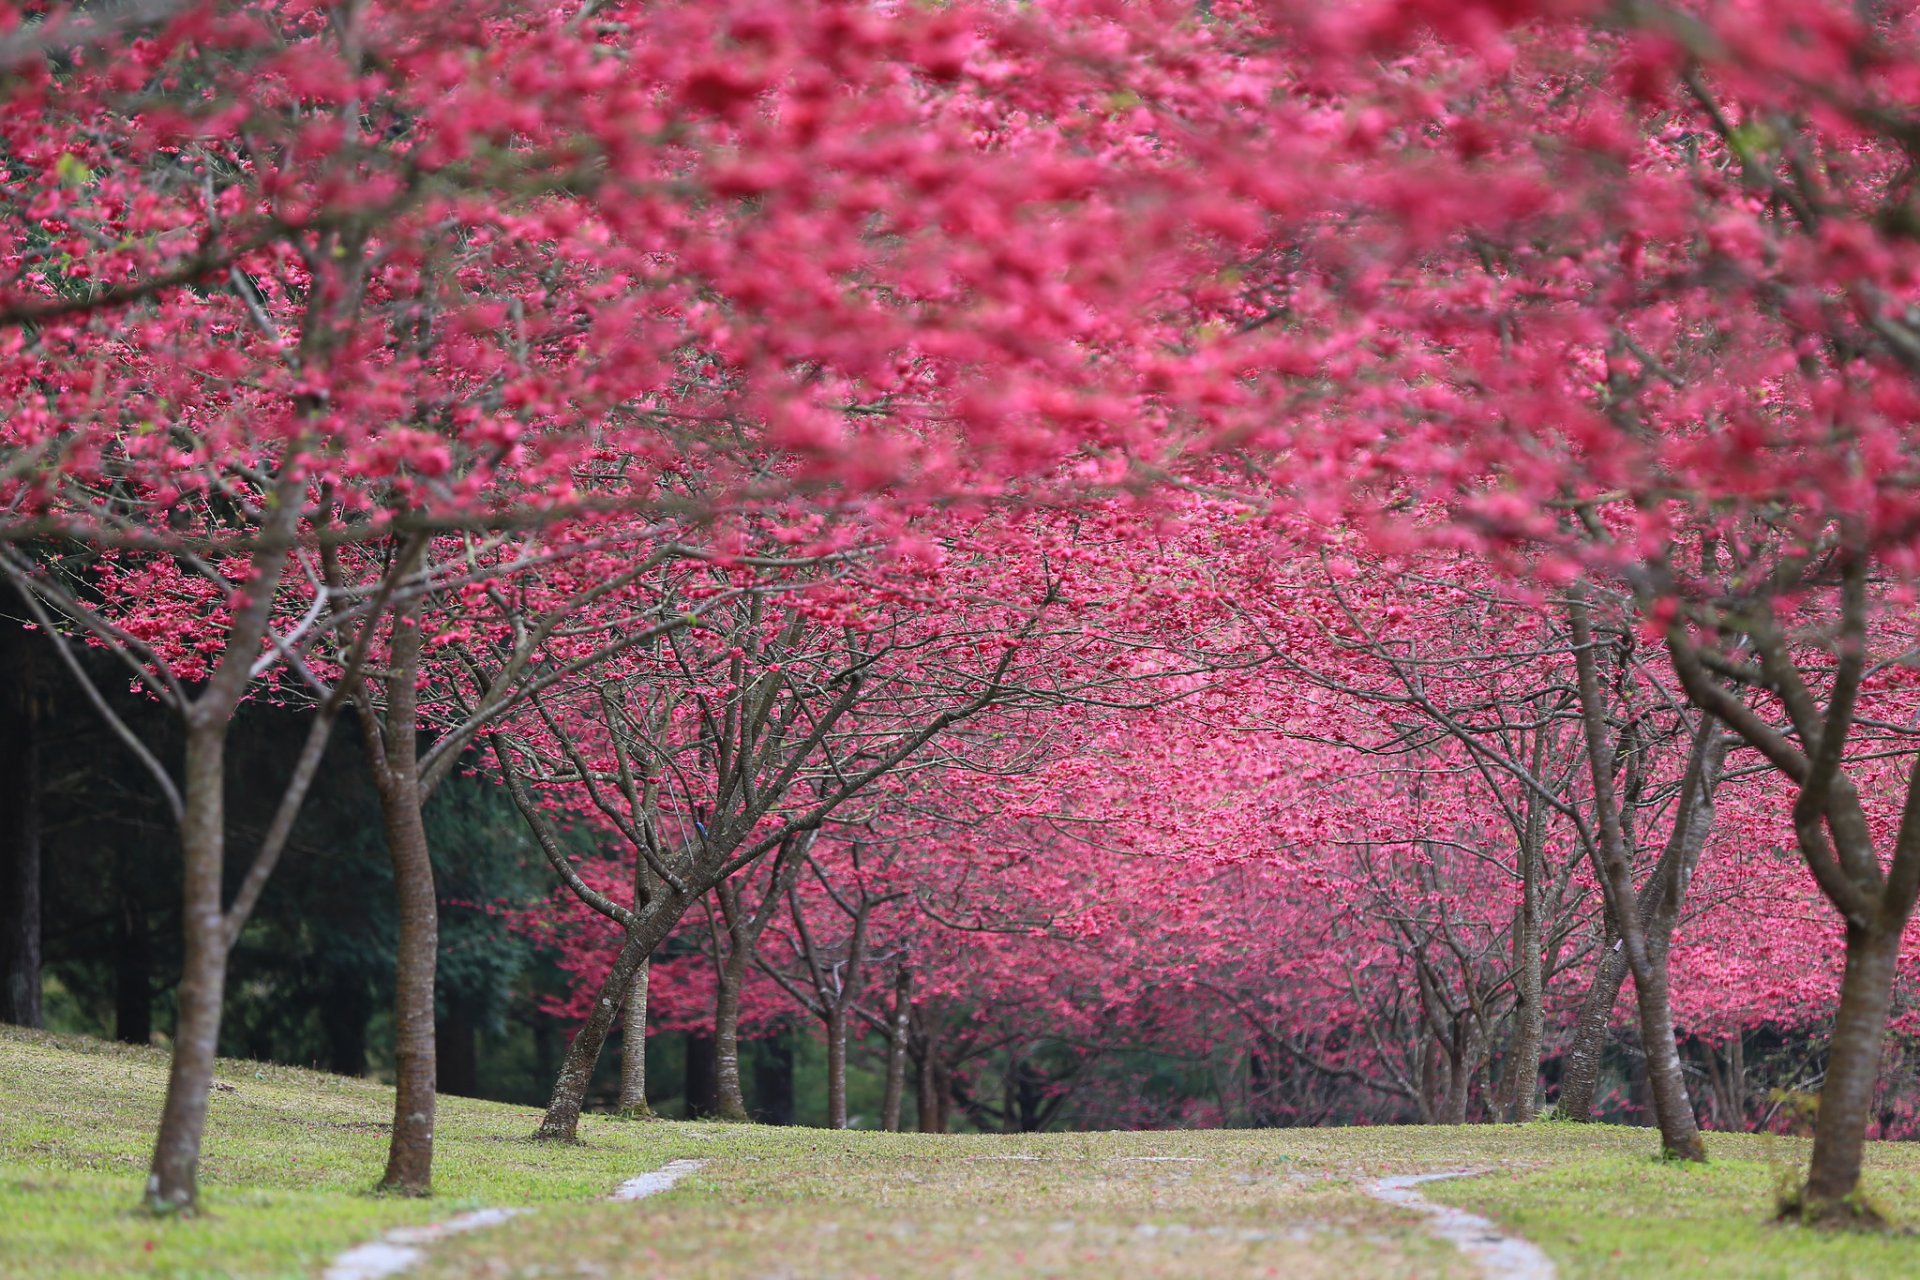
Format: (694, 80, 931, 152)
(1557, 938, 1628, 1121)
(881, 968, 912, 1132)
(826, 1008, 849, 1129)
(363, 604, 437, 1195)
(1804, 924, 1903, 1210)
(617, 960, 654, 1118)
(540, 928, 649, 1139)
(1503, 824, 1545, 1122)
(144, 722, 229, 1213)
(1570, 591, 1705, 1161)
(378, 782, 437, 1191)
(713, 947, 750, 1122)
(538, 898, 686, 1140)
(916, 1025, 950, 1134)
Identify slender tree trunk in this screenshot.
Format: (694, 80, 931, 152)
(144, 722, 229, 1213)
(1415, 1035, 1439, 1124)
(1627, 942, 1700, 1154)
(541, 927, 648, 1138)
(917, 1028, 945, 1133)
(1505, 843, 1545, 1122)
(713, 955, 750, 1122)
(378, 780, 437, 1192)
(1570, 592, 1706, 1162)
(1442, 1026, 1472, 1124)
(826, 1008, 849, 1129)
(617, 960, 654, 1118)
(881, 969, 912, 1132)
(1558, 940, 1628, 1121)
(367, 605, 437, 1195)
(1804, 924, 1903, 1212)
(1728, 1034, 1746, 1128)
(0, 629, 41, 1028)
(1560, 722, 1722, 1121)
(538, 903, 682, 1140)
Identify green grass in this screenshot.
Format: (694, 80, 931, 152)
(11, 1024, 1920, 1278)
(1425, 1129, 1920, 1279)
(0, 1026, 721, 1279)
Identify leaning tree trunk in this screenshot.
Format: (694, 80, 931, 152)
(617, 960, 654, 1118)
(144, 722, 229, 1213)
(1624, 936, 1703, 1158)
(1559, 722, 1723, 1122)
(881, 968, 912, 1132)
(1804, 924, 1903, 1212)
(539, 893, 686, 1141)
(1571, 592, 1706, 1162)
(1558, 939, 1628, 1121)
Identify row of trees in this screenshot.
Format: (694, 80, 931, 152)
(8, 0, 1920, 1228)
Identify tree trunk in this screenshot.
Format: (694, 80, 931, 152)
(144, 722, 229, 1214)
(0, 628, 41, 1028)
(1505, 842, 1545, 1122)
(1558, 939, 1628, 1121)
(538, 912, 673, 1140)
(1570, 592, 1706, 1162)
(1728, 1034, 1746, 1129)
(1803, 924, 1903, 1212)
(1441, 1025, 1472, 1124)
(1628, 949, 1701, 1154)
(916, 1029, 950, 1134)
(1558, 720, 1722, 1122)
(713, 952, 750, 1122)
(364, 603, 437, 1195)
(617, 960, 654, 1118)
(378, 782, 437, 1192)
(826, 1008, 849, 1129)
(881, 969, 912, 1132)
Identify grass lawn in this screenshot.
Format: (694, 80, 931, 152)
(9, 1025, 1920, 1278)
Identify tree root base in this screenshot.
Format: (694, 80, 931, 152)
(374, 1181, 433, 1198)
(1777, 1186, 1892, 1231)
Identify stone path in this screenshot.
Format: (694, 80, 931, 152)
(1365, 1171, 1556, 1280)
(321, 1158, 708, 1280)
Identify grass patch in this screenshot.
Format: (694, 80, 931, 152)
(13, 1025, 1920, 1278)
(0, 1026, 721, 1279)
(1424, 1128, 1920, 1278)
